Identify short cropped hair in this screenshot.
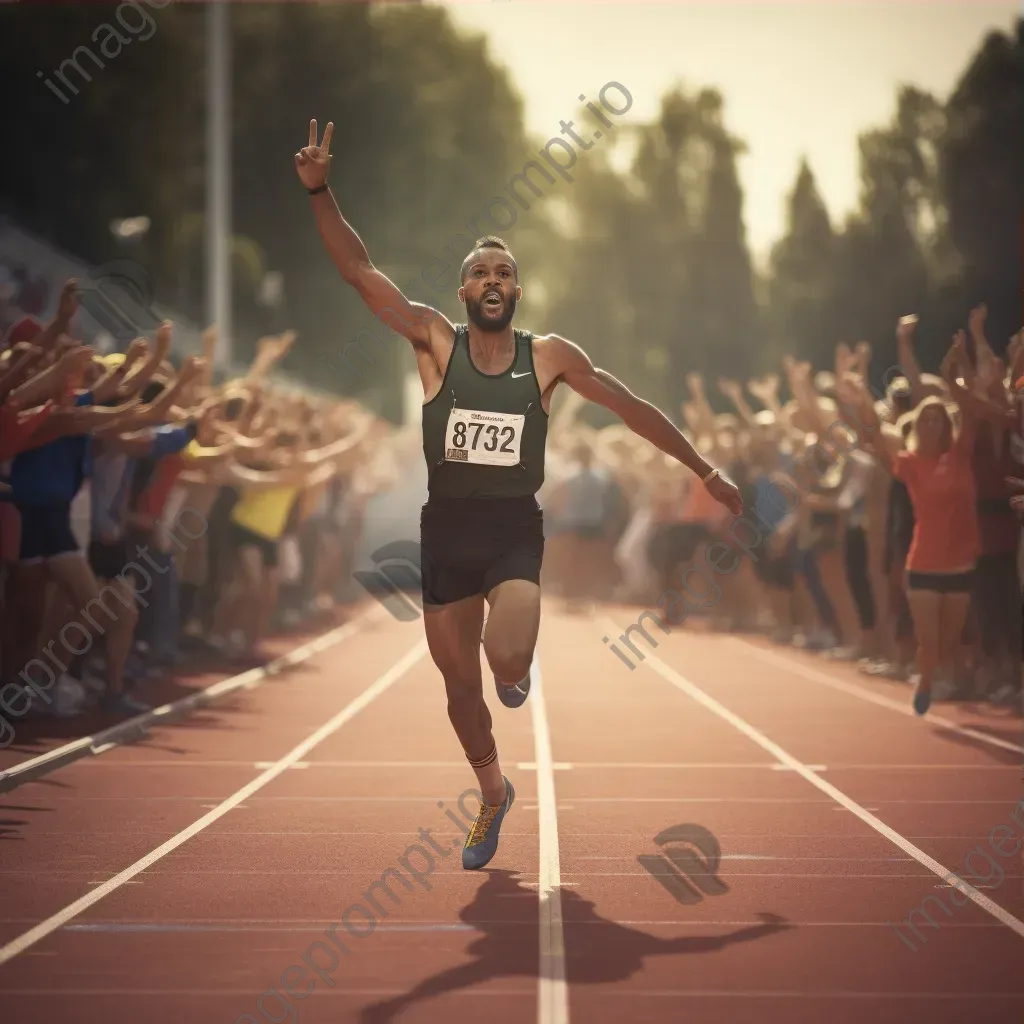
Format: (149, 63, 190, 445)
(461, 236, 518, 284)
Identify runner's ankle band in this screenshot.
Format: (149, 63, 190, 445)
(467, 744, 497, 769)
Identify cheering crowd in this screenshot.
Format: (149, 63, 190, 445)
(542, 305, 1023, 715)
(1, 279, 1020, 735)
(0, 279, 407, 727)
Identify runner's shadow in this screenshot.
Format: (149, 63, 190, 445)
(357, 869, 790, 1022)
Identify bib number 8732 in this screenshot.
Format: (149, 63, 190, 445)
(445, 408, 524, 467)
(451, 420, 514, 452)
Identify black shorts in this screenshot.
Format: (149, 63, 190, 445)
(906, 570, 975, 594)
(420, 495, 544, 607)
(754, 551, 795, 590)
(88, 538, 129, 580)
(14, 501, 79, 563)
(231, 522, 279, 568)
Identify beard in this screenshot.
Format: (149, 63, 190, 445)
(465, 292, 517, 332)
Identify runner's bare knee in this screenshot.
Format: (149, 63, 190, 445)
(485, 639, 532, 684)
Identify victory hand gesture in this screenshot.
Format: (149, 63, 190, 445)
(295, 119, 333, 190)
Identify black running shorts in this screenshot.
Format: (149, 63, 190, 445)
(419, 495, 544, 607)
(230, 522, 279, 568)
(88, 538, 130, 581)
(906, 569, 975, 594)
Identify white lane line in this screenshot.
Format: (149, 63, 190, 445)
(0, 988, 1017, 999)
(735, 639, 1023, 756)
(0, 638, 429, 968)
(611, 629, 1024, 943)
(75, 761, 473, 770)
(30, 794, 1015, 804)
(0, 916, 1008, 930)
(529, 654, 568, 1024)
(0, 610, 379, 792)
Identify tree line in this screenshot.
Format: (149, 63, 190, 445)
(1, 4, 1019, 420)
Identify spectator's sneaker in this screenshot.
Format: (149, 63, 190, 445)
(495, 662, 532, 709)
(124, 659, 162, 684)
(80, 673, 106, 698)
(989, 683, 1022, 709)
(822, 645, 858, 661)
(462, 777, 515, 870)
(806, 629, 838, 652)
(99, 692, 151, 717)
(912, 685, 932, 716)
(860, 659, 895, 676)
(52, 675, 88, 718)
(932, 673, 959, 702)
(151, 650, 186, 671)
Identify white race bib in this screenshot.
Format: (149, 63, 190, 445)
(444, 407, 524, 467)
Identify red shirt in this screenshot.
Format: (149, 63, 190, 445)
(134, 454, 186, 523)
(895, 443, 979, 573)
(0, 401, 54, 461)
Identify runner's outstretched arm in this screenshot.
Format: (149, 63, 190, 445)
(548, 335, 743, 515)
(295, 119, 449, 350)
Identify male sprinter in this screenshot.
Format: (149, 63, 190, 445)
(297, 120, 742, 869)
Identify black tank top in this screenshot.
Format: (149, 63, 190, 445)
(421, 325, 548, 500)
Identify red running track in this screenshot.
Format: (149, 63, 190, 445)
(0, 601, 1021, 1024)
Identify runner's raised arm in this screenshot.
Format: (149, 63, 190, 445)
(295, 119, 448, 349)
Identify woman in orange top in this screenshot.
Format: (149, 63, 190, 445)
(851, 391, 978, 717)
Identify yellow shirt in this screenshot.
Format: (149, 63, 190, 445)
(231, 485, 299, 542)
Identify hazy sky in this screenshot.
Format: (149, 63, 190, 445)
(433, 0, 1020, 267)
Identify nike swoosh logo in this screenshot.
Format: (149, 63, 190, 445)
(511, 370, 531, 378)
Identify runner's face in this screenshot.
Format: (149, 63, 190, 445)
(461, 250, 519, 332)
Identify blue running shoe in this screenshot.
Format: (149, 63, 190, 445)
(495, 662, 532, 709)
(462, 777, 515, 870)
(913, 688, 932, 716)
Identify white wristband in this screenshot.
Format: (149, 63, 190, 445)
(702, 468, 720, 485)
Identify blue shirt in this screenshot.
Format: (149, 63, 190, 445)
(92, 423, 196, 539)
(10, 392, 94, 505)
(752, 473, 791, 530)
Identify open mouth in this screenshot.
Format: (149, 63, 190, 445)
(483, 290, 503, 310)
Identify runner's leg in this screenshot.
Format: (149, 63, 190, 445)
(422, 595, 506, 806)
(482, 578, 541, 688)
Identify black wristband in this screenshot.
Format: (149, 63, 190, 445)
(307, 183, 329, 196)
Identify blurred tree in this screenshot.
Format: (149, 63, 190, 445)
(939, 18, 1023, 350)
(767, 160, 838, 370)
(542, 126, 644, 423)
(0, 3, 206, 289)
(0, 3, 539, 417)
(227, 3, 536, 411)
(774, 86, 936, 381)
(690, 128, 760, 386)
(4, 6, 1018, 408)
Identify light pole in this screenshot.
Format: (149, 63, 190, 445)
(206, 0, 232, 369)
